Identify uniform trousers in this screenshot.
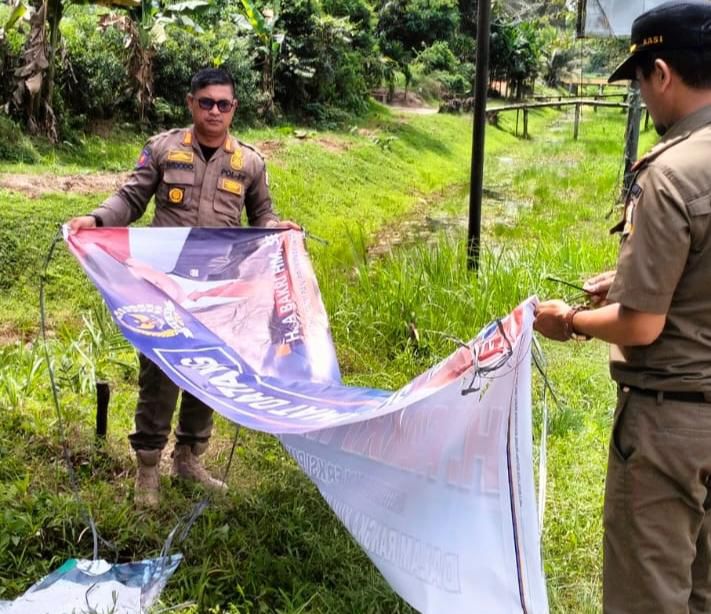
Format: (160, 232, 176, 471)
(128, 353, 213, 451)
(604, 387, 711, 613)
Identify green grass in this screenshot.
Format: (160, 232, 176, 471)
(0, 102, 659, 611)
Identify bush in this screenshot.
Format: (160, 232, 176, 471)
(0, 115, 39, 163)
(411, 42, 472, 99)
(0, 22, 25, 106)
(416, 41, 457, 73)
(58, 10, 264, 128)
(153, 26, 264, 126)
(59, 8, 130, 120)
(276, 1, 372, 121)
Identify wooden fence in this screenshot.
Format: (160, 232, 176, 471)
(486, 99, 648, 140)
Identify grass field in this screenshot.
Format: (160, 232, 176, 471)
(0, 102, 657, 612)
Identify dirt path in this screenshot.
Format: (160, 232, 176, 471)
(387, 105, 438, 116)
(0, 172, 129, 198)
(372, 88, 438, 115)
(0, 136, 344, 198)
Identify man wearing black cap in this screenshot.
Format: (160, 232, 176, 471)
(534, 1, 711, 611)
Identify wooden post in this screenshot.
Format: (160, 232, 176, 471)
(96, 381, 110, 440)
(523, 107, 529, 139)
(515, 108, 519, 137)
(573, 102, 581, 140)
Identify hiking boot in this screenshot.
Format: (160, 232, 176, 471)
(135, 449, 161, 509)
(171, 443, 227, 492)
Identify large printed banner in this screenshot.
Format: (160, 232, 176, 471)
(65, 227, 548, 613)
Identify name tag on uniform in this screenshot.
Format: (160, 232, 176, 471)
(167, 150, 194, 164)
(219, 177, 243, 196)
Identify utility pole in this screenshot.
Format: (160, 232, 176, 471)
(467, 0, 492, 271)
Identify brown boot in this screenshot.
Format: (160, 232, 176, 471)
(171, 443, 227, 492)
(135, 449, 161, 509)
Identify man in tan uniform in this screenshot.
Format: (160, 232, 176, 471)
(68, 68, 298, 509)
(534, 2, 711, 612)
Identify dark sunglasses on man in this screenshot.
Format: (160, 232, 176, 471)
(196, 97, 236, 113)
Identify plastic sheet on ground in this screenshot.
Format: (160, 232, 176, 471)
(0, 555, 182, 614)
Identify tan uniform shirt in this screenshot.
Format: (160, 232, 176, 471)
(607, 105, 711, 391)
(91, 127, 278, 228)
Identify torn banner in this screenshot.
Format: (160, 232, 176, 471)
(0, 556, 182, 614)
(65, 227, 548, 614)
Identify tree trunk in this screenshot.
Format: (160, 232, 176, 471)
(45, 0, 62, 107)
(12, 0, 58, 140)
(260, 52, 275, 119)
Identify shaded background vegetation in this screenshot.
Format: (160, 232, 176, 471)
(0, 0, 628, 145)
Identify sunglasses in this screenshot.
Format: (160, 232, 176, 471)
(196, 97, 235, 113)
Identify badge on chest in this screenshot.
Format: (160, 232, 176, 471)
(168, 187, 185, 204)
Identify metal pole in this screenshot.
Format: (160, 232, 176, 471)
(467, 0, 492, 271)
(622, 80, 642, 197)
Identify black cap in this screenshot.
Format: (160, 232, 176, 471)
(608, 0, 711, 82)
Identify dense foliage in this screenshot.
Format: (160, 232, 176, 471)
(0, 0, 625, 141)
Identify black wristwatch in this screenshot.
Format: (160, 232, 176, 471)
(90, 214, 104, 227)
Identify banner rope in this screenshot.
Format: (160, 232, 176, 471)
(40, 228, 241, 576)
(39, 227, 110, 562)
(154, 425, 241, 576)
(438, 321, 551, 535)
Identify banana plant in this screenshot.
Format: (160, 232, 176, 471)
(236, 0, 284, 113)
(0, 0, 28, 40)
(99, 0, 209, 122)
(8, 0, 141, 139)
(10, 0, 206, 136)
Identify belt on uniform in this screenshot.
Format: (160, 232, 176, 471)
(621, 385, 711, 404)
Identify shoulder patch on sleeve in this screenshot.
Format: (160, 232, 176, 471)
(136, 146, 152, 169)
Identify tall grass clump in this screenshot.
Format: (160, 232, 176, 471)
(323, 226, 615, 386)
